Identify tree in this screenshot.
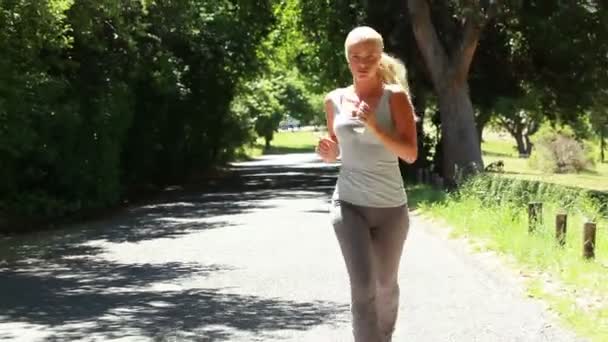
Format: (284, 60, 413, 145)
(591, 91, 608, 163)
(229, 0, 322, 147)
(411, 1, 608, 178)
(508, 1, 607, 125)
(0, 0, 275, 222)
(407, 0, 503, 180)
(601, 125, 607, 164)
(492, 95, 542, 157)
(246, 0, 608, 182)
(232, 77, 285, 149)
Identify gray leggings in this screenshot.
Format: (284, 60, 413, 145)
(330, 200, 410, 342)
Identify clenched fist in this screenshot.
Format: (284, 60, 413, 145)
(316, 137, 339, 163)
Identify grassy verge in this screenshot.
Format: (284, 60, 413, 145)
(415, 181, 608, 341)
(482, 133, 608, 191)
(406, 184, 448, 209)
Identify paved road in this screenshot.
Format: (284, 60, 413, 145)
(0, 153, 586, 341)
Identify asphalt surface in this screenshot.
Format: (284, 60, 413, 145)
(0, 153, 587, 341)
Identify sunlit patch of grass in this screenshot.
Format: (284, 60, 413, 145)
(238, 130, 322, 160)
(482, 135, 608, 191)
(419, 193, 608, 341)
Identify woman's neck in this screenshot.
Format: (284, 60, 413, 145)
(352, 76, 383, 98)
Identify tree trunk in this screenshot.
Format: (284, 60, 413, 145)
(408, 0, 487, 183)
(511, 127, 533, 158)
(264, 137, 271, 150)
(601, 125, 605, 163)
(514, 132, 526, 157)
(475, 118, 488, 144)
(524, 134, 533, 156)
(438, 83, 484, 181)
(475, 110, 491, 144)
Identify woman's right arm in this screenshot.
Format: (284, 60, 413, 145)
(316, 91, 340, 163)
(324, 91, 339, 143)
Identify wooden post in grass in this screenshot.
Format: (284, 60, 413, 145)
(555, 213, 567, 246)
(583, 222, 597, 259)
(528, 202, 543, 233)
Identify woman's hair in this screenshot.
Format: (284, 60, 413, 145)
(344, 26, 410, 92)
(379, 53, 409, 93)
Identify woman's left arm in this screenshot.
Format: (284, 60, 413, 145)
(368, 88, 418, 163)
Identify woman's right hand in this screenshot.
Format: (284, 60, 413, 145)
(316, 137, 339, 163)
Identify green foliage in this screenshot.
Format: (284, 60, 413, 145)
(230, 0, 325, 147)
(231, 70, 319, 148)
(0, 0, 274, 222)
(420, 179, 608, 341)
(296, 0, 365, 91)
(458, 174, 606, 221)
(529, 125, 594, 174)
(232, 77, 284, 147)
(2, 0, 607, 227)
(496, 2, 608, 123)
(278, 74, 320, 125)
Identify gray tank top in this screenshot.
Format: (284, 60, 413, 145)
(330, 85, 407, 207)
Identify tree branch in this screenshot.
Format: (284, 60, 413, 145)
(497, 117, 516, 135)
(451, 1, 499, 84)
(407, 0, 449, 89)
(451, 15, 482, 84)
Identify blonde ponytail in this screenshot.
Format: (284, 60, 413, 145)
(379, 52, 409, 92)
(380, 53, 418, 122)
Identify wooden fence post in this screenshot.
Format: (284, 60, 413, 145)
(583, 222, 597, 259)
(555, 213, 567, 246)
(528, 202, 543, 233)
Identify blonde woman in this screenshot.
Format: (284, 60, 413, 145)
(316, 26, 417, 342)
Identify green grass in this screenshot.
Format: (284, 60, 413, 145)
(406, 184, 448, 209)
(272, 130, 320, 148)
(527, 279, 608, 342)
(419, 191, 608, 341)
(482, 133, 608, 191)
(239, 129, 321, 159)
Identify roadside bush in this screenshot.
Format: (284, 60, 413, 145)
(529, 126, 594, 173)
(460, 174, 606, 220)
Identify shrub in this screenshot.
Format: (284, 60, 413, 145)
(459, 175, 606, 220)
(529, 126, 593, 173)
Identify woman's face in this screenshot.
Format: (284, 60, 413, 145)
(347, 40, 382, 81)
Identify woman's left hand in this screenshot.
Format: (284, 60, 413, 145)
(354, 101, 379, 132)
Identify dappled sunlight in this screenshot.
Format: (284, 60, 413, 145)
(0, 259, 347, 341)
(0, 153, 347, 341)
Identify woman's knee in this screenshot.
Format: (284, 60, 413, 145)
(376, 270, 399, 290)
(376, 281, 399, 298)
(351, 283, 377, 308)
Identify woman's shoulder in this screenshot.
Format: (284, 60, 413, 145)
(384, 83, 407, 95)
(324, 87, 349, 106)
(385, 84, 412, 105)
(325, 87, 346, 99)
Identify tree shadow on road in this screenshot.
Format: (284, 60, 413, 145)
(2, 155, 339, 252)
(0, 259, 348, 341)
(0, 155, 345, 341)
